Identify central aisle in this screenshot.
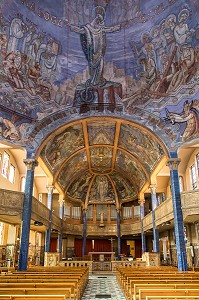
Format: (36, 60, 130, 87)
(82, 275, 126, 299)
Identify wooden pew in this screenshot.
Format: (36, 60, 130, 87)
(116, 267, 199, 299)
(128, 280, 199, 300)
(139, 288, 199, 300)
(146, 296, 199, 300)
(0, 288, 73, 299)
(133, 283, 199, 300)
(0, 266, 89, 300)
(0, 296, 66, 300)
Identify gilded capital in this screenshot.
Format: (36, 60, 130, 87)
(23, 159, 38, 171)
(149, 184, 157, 194)
(138, 198, 145, 206)
(166, 158, 181, 170)
(46, 185, 54, 194)
(116, 208, 121, 214)
(58, 198, 65, 207)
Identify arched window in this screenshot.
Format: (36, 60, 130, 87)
(179, 176, 184, 192)
(21, 177, 26, 192)
(191, 165, 197, 190)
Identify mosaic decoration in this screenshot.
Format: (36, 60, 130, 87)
(67, 172, 93, 202)
(57, 151, 88, 190)
(110, 172, 136, 200)
(87, 121, 116, 145)
(0, 0, 199, 152)
(40, 123, 84, 173)
(119, 124, 164, 173)
(115, 150, 147, 192)
(88, 175, 115, 203)
(90, 147, 112, 168)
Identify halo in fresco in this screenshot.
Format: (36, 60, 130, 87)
(0, 0, 198, 152)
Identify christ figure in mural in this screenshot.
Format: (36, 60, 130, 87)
(70, 6, 121, 88)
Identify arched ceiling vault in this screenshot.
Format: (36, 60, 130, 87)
(39, 118, 167, 206)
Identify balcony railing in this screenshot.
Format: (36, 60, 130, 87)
(0, 189, 23, 216)
(1, 188, 199, 237)
(181, 189, 199, 221)
(154, 197, 173, 227)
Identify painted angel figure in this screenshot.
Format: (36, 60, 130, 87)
(70, 6, 121, 88)
(166, 100, 199, 142)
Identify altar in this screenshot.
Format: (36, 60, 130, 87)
(88, 252, 115, 272)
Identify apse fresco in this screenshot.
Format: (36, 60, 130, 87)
(0, 0, 199, 152)
(90, 147, 113, 168)
(119, 124, 164, 173)
(87, 121, 116, 145)
(110, 172, 136, 200)
(40, 123, 84, 173)
(67, 172, 93, 201)
(57, 151, 88, 190)
(115, 150, 147, 191)
(88, 175, 115, 203)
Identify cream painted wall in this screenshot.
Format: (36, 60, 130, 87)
(185, 149, 199, 191)
(7, 225, 16, 244)
(0, 149, 20, 191)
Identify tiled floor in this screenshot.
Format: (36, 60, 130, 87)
(82, 275, 126, 300)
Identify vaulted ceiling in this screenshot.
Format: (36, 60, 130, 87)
(40, 118, 166, 205)
(0, 0, 199, 206)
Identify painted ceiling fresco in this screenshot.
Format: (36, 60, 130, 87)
(40, 123, 84, 173)
(0, 0, 198, 154)
(42, 119, 162, 203)
(119, 124, 164, 174)
(57, 150, 88, 190)
(0, 1, 198, 205)
(87, 121, 116, 145)
(115, 150, 148, 192)
(88, 175, 115, 203)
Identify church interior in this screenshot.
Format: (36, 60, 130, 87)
(0, 0, 199, 299)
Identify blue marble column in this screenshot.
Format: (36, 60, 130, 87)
(167, 156, 188, 271)
(149, 185, 160, 252)
(18, 159, 38, 271)
(58, 198, 64, 254)
(58, 233, 62, 253)
(82, 209, 87, 257)
(45, 186, 54, 253)
(138, 199, 146, 254)
(117, 208, 121, 260)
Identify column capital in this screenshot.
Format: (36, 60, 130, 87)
(58, 198, 65, 207)
(149, 184, 157, 194)
(166, 158, 181, 170)
(23, 159, 38, 170)
(46, 185, 54, 194)
(138, 198, 145, 206)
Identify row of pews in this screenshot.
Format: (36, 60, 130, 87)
(117, 266, 199, 300)
(0, 266, 89, 299)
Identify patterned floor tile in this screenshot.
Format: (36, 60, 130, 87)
(82, 275, 126, 300)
